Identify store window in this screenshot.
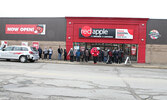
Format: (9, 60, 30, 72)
(73, 42, 138, 61)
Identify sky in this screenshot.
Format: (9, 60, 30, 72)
(0, 0, 166, 19)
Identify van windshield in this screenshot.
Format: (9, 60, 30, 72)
(30, 47, 37, 51)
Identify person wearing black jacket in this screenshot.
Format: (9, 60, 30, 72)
(64, 48, 67, 61)
(38, 47, 42, 59)
(118, 49, 123, 64)
(58, 46, 63, 60)
(98, 50, 102, 62)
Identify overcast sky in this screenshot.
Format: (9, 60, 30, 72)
(0, 0, 166, 19)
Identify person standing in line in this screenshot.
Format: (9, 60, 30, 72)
(98, 50, 102, 62)
(76, 49, 81, 62)
(118, 49, 122, 64)
(101, 50, 104, 62)
(80, 50, 84, 62)
(64, 48, 67, 61)
(88, 48, 91, 61)
(115, 49, 119, 63)
(73, 49, 77, 61)
(107, 49, 113, 64)
(38, 47, 42, 59)
(85, 49, 89, 62)
(121, 49, 124, 62)
(43, 48, 48, 60)
(92, 48, 99, 64)
(112, 49, 115, 63)
(48, 47, 53, 60)
(58, 46, 63, 60)
(68, 48, 74, 62)
(103, 49, 108, 63)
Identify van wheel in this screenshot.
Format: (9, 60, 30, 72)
(19, 56, 27, 63)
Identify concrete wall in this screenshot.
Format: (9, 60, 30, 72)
(146, 44, 167, 64)
(2, 40, 66, 60)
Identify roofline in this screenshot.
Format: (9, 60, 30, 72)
(65, 16, 149, 21)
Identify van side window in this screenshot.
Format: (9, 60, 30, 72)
(4, 47, 13, 51)
(22, 47, 28, 51)
(13, 47, 22, 51)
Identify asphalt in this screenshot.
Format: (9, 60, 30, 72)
(38, 59, 167, 69)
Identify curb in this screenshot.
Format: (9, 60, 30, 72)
(37, 60, 167, 69)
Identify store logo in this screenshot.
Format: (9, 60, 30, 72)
(81, 26, 92, 37)
(92, 29, 108, 35)
(149, 30, 161, 39)
(34, 24, 44, 34)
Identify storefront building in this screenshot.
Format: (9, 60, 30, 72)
(66, 17, 148, 63)
(1, 17, 167, 63)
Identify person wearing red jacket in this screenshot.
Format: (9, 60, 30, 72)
(92, 48, 99, 64)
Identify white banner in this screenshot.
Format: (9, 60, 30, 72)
(116, 29, 133, 39)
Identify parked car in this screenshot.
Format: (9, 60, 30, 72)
(0, 45, 39, 63)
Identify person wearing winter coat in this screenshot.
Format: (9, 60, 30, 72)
(98, 50, 103, 62)
(73, 49, 77, 61)
(48, 47, 53, 60)
(107, 49, 113, 64)
(68, 48, 74, 62)
(64, 49, 67, 61)
(58, 46, 63, 60)
(38, 47, 42, 59)
(118, 49, 123, 64)
(103, 49, 108, 63)
(80, 50, 84, 62)
(88, 48, 91, 61)
(76, 49, 81, 62)
(85, 49, 89, 62)
(43, 48, 48, 60)
(92, 48, 99, 64)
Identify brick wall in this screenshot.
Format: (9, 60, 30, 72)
(146, 44, 167, 64)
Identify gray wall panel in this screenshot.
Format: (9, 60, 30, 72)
(147, 19, 167, 44)
(0, 18, 66, 41)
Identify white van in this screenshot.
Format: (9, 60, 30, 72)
(0, 46, 39, 63)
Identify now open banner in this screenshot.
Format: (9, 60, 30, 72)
(5, 24, 46, 35)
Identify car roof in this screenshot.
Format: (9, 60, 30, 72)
(7, 45, 31, 47)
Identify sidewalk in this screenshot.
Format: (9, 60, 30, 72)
(38, 59, 167, 69)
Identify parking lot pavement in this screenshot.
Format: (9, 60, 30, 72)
(0, 61, 167, 100)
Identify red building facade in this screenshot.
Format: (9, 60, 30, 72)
(66, 17, 148, 63)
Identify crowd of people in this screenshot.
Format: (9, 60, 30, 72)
(38, 46, 66, 60)
(46, 47, 124, 64)
(38, 46, 124, 64)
